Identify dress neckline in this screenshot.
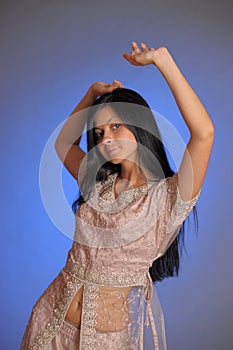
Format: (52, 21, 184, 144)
(95, 173, 163, 211)
(110, 173, 154, 200)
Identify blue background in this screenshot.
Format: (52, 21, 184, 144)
(1, 0, 232, 349)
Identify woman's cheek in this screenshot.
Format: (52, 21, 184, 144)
(97, 144, 109, 160)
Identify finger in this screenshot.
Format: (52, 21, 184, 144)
(149, 47, 156, 51)
(122, 52, 141, 66)
(131, 41, 141, 54)
(105, 83, 119, 90)
(123, 52, 136, 64)
(106, 85, 119, 93)
(107, 81, 118, 88)
(122, 52, 134, 63)
(113, 79, 124, 87)
(140, 42, 148, 51)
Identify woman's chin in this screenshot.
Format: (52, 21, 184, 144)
(108, 157, 123, 164)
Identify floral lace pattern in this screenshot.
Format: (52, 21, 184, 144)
(94, 173, 153, 212)
(21, 172, 201, 350)
(21, 272, 83, 350)
(65, 254, 148, 287)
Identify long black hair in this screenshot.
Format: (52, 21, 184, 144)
(72, 87, 198, 282)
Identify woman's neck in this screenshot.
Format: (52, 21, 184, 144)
(115, 165, 148, 195)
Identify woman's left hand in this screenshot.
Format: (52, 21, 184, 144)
(122, 41, 168, 67)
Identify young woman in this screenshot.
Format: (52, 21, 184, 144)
(21, 42, 214, 350)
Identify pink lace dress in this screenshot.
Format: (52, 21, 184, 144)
(20, 173, 201, 350)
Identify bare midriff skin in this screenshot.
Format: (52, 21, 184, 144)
(65, 287, 83, 329)
(65, 286, 131, 332)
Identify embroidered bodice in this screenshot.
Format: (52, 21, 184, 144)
(71, 172, 201, 272)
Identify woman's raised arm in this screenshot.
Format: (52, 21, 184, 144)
(123, 42, 214, 201)
(55, 80, 123, 179)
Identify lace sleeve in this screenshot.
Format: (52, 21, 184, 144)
(165, 172, 201, 234)
(154, 173, 202, 258)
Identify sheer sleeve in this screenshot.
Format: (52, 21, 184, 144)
(165, 172, 201, 233)
(154, 172, 202, 258)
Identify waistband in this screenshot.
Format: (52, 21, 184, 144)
(64, 254, 148, 287)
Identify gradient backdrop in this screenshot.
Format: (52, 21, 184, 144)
(1, 0, 233, 349)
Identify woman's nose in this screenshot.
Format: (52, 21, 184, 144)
(101, 132, 112, 144)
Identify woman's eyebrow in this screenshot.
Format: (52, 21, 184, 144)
(107, 116, 120, 123)
(94, 117, 121, 128)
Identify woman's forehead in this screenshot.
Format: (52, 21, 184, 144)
(93, 106, 122, 128)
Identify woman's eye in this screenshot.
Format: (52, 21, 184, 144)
(94, 131, 102, 139)
(112, 123, 121, 130)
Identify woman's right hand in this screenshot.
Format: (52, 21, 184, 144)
(87, 80, 124, 100)
(55, 79, 124, 180)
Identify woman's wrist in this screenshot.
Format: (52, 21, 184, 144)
(152, 47, 178, 79)
(152, 47, 173, 67)
(84, 88, 98, 104)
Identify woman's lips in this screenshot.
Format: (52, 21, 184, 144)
(106, 146, 119, 155)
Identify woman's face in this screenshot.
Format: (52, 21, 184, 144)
(93, 106, 138, 164)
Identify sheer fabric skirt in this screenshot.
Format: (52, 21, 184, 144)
(47, 319, 132, 350)
(20, 268, 167, 349)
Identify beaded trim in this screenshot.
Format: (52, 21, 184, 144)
(30, 262, 148, 350)
(64, 257, 149, 350)
(90, 173, 156, 213)
(30, 280, 82, 350)
(65, 257, 148, 287)
(79, 284, 98, 350)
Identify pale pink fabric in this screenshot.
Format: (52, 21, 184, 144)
(20, 173, 201, 350)
(47, 320, 132, 350)
(48, 320, 80, 350)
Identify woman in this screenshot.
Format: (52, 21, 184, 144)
(20, 42, 214, 349)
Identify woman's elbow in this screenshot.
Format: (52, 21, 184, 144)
(196, 122, 215, 141)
